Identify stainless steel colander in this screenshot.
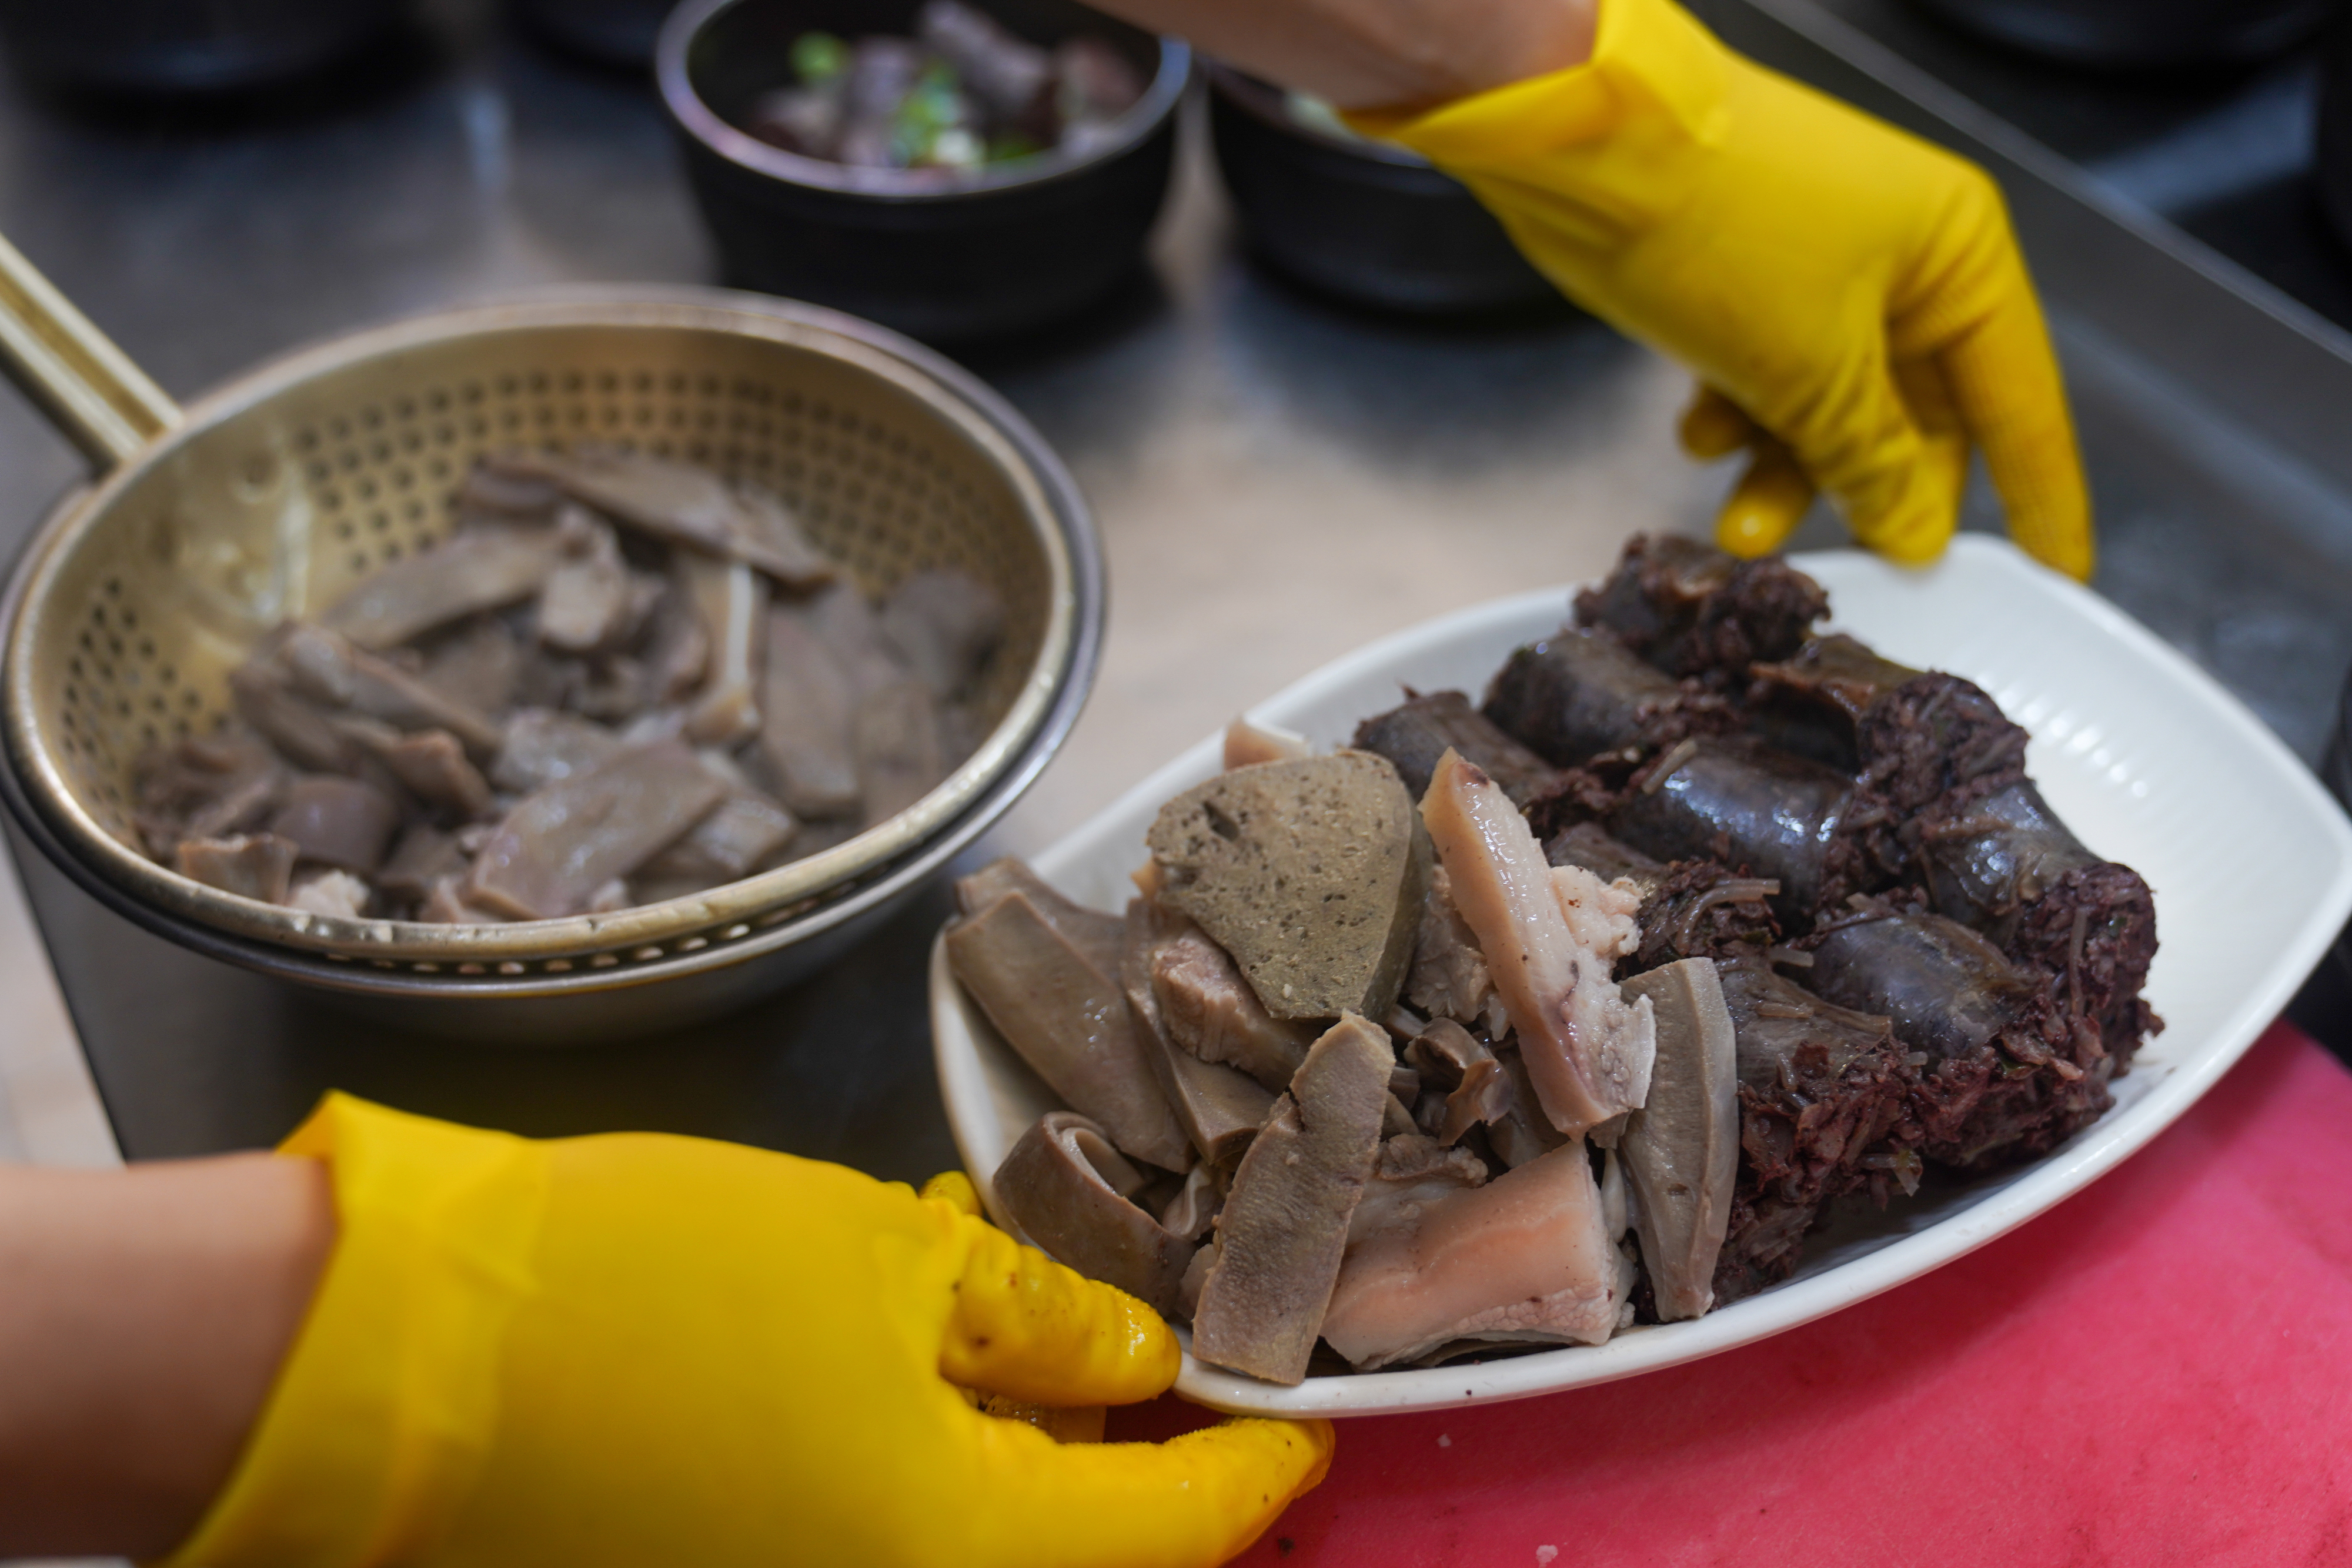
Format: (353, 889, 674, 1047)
(0, 239, 1101, 1041)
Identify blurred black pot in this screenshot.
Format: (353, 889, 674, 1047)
(2321, 13, 2352, 250)
(513, 0, 677, 68)
(657, 0, 1186, 344)
(0, 0, 407, 94)
(1207, 64, 1556, 316)
(1907, 0, 2338, 71)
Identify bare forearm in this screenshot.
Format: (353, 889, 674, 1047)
(1084, 0, 1596, 107)
(0, 1152, 334, 1559)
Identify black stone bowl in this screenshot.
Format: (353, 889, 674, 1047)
(1906, 0, 2338, 70)
(1205, 62, 1556, 316)
(657, 0, 1187, 344)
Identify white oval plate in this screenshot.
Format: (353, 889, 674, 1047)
(931, 536, 2352, 1416)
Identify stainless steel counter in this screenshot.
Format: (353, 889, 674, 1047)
(4, 0, 2347, 1166)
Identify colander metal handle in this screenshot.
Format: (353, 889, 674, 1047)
(0, 232, 181, 470)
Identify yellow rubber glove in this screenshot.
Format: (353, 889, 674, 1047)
(1350, 0, 2092, 579)
(159, 1095, 1331, 1568)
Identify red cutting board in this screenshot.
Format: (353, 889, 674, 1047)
(1117, 1021, 2352, 1566)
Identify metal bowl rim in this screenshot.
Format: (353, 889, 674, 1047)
(1, 285, 1099, 970)
(656, 0, 1191, 202)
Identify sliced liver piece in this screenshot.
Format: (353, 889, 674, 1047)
(465, 740, 726, 920)
(1618, 958, 1739, 1320)
(1319, 1139, 1624, 1370)
(758, 602, 864, 819)
(635, 792, 797, 886)
(489, 708, 621, 795)
(878, 567, 1005, 700)
(374, 729, 494, 819)
(954, 857, 1124, 975)
(491, 449, 834, 587)
(946, 891, 1193, 1172)
(322, 524, 561, 648)
(175, 833, 298, 904)
(993, 1111, 1198, 1318)
(856, 678, 946, 821)
(1190, 1012, 1395, 1385)
(268, 776, 400, 874)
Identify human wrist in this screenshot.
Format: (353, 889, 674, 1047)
(0, 1152, 334, 1559)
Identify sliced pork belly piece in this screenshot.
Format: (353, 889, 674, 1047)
(1321, 1139, 1625, 1370)
(1147, 915, 1313, 1092)
(1122, 900, 1275, 1165)
(1352, 689, 1562, 805)
(1618, 958, 1739, 1320)
(322, 523, 562, 649)
(946, 891, 1193, 1172)
(1420, 749, 1654, 1137)
(1191, 1014, 1394, 1385)
(465, 740, 726, 920)
(993, 1111, 1200, 1318)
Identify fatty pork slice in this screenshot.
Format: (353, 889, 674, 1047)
(946, 891, 1194, 1173)
(1419, 748, 1655, 1138)
(1191, 1013, 1395, 1385)
(1122, 899, 1277, 1165)
(993, 1111, 1200, 1319)
(1617, 958, 1739, 1320)
(464, 740, 727, 920)
(1320, 1138, 1625, 1370)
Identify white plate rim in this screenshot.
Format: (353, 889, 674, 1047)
(932, 536, 2352, 1416)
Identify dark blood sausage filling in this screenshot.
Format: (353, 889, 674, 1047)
(1571, 532, 1829, 684)
(1604, 735, 1874, 927)
(1805, 905, 2113, 1169)
(1712, 954, 1917, 1304)
(1879, 772, 2160, 1059)
(1545, 823, 1779, 973)
(1744, 633, 1923, 772)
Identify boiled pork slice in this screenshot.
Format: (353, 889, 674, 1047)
(1122, 900, 1275, 1165)
(1419, 748, 1655, 1136)
(463, 740, 726, 919)
(1319, 1139, 1626, 1370)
